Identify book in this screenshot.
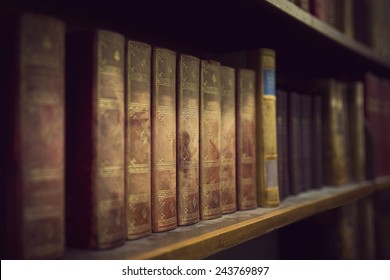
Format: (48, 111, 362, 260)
(309, 0, 328, 21)
(276, 89, 290, 200)
(321, 80, 349, 185)
(0, 12, 65, 259)
(151, 47, 177, 232)
(364, 73, 381, 178)
(346, 82, 366, 182)
(200, 60, 222, 220)
(247, 48, 280, 207)
(301, 94, 313, 191)
(288, 92, 303, 194)
(66, 29, 126, 249)
(177, 54, 200, 226)
(220, 66, 236, 214)
(237, 69, 257, 210)
(311, 94, 323, 189)
(125, 41, 152, 239)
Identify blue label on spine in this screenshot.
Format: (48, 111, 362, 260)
(263, 69, 275, 96)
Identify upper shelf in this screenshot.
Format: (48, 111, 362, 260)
(65, 178, 390, 260)
(2, 0, 390, 77)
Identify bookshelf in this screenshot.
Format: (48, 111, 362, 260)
(65, 179, 390, 259)
(1, 0, 390, 259)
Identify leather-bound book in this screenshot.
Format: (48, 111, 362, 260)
(0, 13, 65, 259)
(311, 94, 323, 189)
(237, 69, 257, 210)
(200, 60, 222, 220)
(347, 82, 366, 182)
(288, 92, 303, 194)
(309, 0, 328, 21)
(276, 89, 290, 200)
(151, 47, 177, 232)
(177, 54, 200, 226)
(125, 41, 152, 239)
(66, 30, 126, 249)
(247, 48, 280, 207)
(364, 73, 381, 178)
(220, 66, 236, 214)
(321, 80, 349, 185)
(301, 94, 313, 191)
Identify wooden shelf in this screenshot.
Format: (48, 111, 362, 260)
(64, 180, 389, 260)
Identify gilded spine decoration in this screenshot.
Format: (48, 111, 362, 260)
(177, 54, 200, 225)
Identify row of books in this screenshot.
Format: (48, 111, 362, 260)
(1, 12, 389, 260)
(0, 12, 278, 259)
(290, 0, 390, 61)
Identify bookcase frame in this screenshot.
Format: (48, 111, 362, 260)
(2, 0, 390, 259)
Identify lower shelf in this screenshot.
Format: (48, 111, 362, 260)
(65, 178, 390, 260)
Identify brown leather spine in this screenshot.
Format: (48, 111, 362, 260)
(151, 47, 177, 232)
(236, 69, 257, 210)
(220, 66, 236, 214)
(177, 54, 200, 226)
(0, 13, 65, 259)
(66, 30, 126, 249)
(125, 41, 152, 239)
(200, 60, 222, 220)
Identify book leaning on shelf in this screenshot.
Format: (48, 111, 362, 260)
(0, 12, 65, 259)
(66, 29, 126, 249)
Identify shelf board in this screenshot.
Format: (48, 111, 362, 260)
(260, 0, 390, 68)
(375, 176, 390, 191)
(65, 181, 377, 260)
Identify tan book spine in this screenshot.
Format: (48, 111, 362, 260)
(247, 49, 279, 207)
(125, 41, 152, 239)
(66, 30, 126, 249)
(322, 80, 349, 185)
(237, 69, 257, 210)
(0, 13, 65, 259)
(151, 47, 177, 232)
(177, 54, 200, 226)
(347, 82, 365, 182)
(220, 66, 236, 214)
(200, 60, 222, 220)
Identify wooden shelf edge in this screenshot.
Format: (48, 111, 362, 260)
(65, 180, 380, 260)
(256, 0, 390, 70)
(375, 176, 390, 191)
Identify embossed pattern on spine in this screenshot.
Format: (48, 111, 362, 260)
(177, 54, 200, 226)
(200, 60, 222, 220)
(237, 69, 257, 210)
(152, 48, 177, 232)
(126, 41, 151, 239)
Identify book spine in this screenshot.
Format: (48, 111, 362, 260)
(125, 41, 152, 239)
(301, 94, 313, 191)
(177, 54, 200, 226)
(347, 82, 366, 182)
(277, 90, 289, 199)
(151, 48, 177, 232)
(237, 69, 257, 210)
(309, 0, 327, 21)
(66, 30, 126, 249)
(288, 92, 303, 194)
(0, 13, 65, 259)
(200, 60, 222, 220)
(248, 49, 280, 207)
(322, 80, 349, 185)
(220, 66, 236, 214)
(311, 94, 323, 189)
